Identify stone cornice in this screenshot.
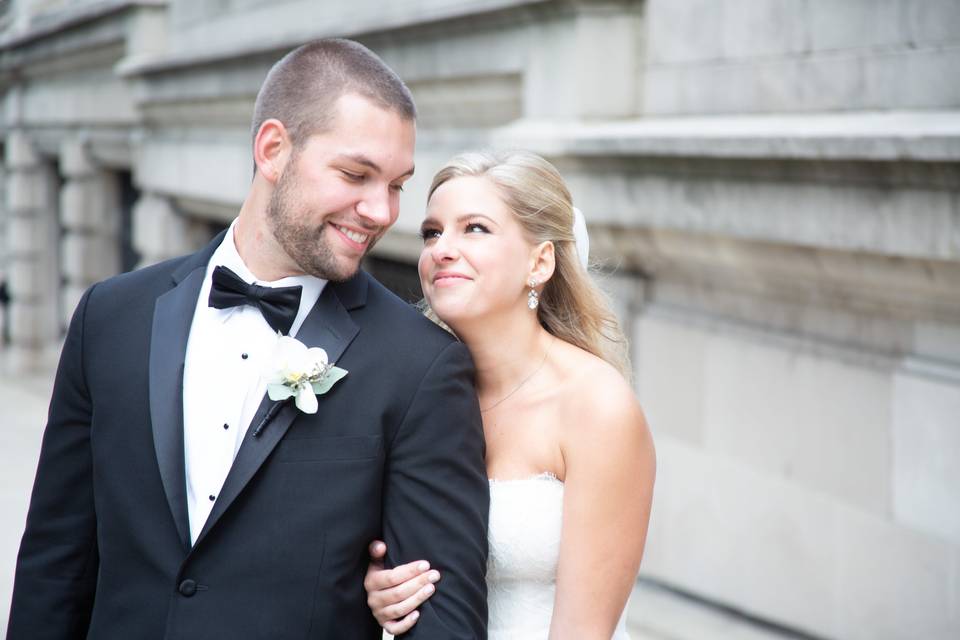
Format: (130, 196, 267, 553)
(488, 111, 960, 162)
(117, 0, 551, 77)
(0, 0, 165, 50)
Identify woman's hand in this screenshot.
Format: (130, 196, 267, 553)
(364, 540, 441, 635)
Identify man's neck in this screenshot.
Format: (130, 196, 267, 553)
(233, 202, 305, 282)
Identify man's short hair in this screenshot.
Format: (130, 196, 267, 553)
(252, 38, 416, 150)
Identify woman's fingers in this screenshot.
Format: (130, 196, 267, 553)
(363, 539, 437, 633)
(383, 610, 420, 635)
(369, 568, 440, 617)
(364, 559, 432, 592)
(368, 539, 387, 559)
(362, 536, 438, 630)
(375, 578, 439, 624)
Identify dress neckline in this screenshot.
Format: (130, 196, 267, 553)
(488, 471, 562, 485)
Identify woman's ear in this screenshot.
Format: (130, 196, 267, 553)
(253, 118, 292, 184)
(528, 240, 556, 287)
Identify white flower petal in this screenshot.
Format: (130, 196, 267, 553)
(306, 347, 329, 367)
(265, 336, 309, 379)
(262, 336, 332, 412)
(278, 336, 308, 366)
(295, 384, 319, 414)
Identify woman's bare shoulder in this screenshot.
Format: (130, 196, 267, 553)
(552, 342, 650, 445)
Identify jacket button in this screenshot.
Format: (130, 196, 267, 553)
(178, 579, 197, 597)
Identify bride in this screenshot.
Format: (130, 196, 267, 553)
(364, 150, 656, 638)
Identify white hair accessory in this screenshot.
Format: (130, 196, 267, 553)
(572, 206, 590, 270)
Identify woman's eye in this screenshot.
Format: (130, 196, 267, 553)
(419, 228, 441, 242)
(390, 183, 405, 193)
(466, 222, 489, 234)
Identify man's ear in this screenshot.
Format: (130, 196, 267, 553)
(253, 119, 292, 184)
(528, 241, 556, 286)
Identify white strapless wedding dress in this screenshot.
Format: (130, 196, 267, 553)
(487, 473, 630, 639)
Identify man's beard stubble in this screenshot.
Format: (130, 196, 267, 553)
(266, 165, 368, 283)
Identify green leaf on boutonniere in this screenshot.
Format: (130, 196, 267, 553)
(266, 383, 297, 402)
(312, 366, 348, 395)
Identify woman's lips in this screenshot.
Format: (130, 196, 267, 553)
(433, 272, 471, 287)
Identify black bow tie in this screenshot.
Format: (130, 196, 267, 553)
(208, 265, 303, 335)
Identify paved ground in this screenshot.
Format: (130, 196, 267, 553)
(0, 363, 804, 640)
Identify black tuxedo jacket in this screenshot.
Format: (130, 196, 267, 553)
(8, 233, 489, 639)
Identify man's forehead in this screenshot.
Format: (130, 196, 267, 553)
(329, 91, 414, 126)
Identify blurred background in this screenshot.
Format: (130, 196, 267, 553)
(0, 1, 958, 638)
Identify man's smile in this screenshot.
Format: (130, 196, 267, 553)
(332, 223, 371, 248)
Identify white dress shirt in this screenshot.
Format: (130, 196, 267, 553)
(182, 221, 326, 544)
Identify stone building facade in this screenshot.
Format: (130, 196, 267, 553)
(0, 1, 957, 638)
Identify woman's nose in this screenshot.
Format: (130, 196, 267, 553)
(431, 233, 458, 263)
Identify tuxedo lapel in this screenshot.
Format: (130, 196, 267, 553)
(148, 232, 226, 551)
(192, 275, 364, 548)
(149, 266, 206, 550)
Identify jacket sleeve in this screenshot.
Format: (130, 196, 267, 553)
(382, 340, 489, 639)
(7, 286, 99, 639)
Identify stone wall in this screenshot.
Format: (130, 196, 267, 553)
(643, 0, 960, 114)
(0, 0, 957, 637)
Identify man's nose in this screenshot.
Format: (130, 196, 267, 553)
(356, 188, 393, 227)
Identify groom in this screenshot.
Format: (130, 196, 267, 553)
(8, 39, 489, 639)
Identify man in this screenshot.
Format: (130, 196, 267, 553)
(8, 39, 489, 639)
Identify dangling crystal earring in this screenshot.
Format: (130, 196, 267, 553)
(527, 278, 539, 310)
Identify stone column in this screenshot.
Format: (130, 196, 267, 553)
(59, 139, 122, 328)
(132, 193, 206, 267)
(0, 163, 8, 346)
(4, 131, 60, 372)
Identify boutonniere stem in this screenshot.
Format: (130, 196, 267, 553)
(252, 399, 290, 438)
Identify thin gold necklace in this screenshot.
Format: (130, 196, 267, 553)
(480, 336, 555, 412)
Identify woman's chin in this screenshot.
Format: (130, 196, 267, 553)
(429, 302, 476, 330)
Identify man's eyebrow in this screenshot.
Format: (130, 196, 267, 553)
(336, 153, 414, 179)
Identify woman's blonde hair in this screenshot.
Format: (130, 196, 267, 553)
(426, 150, 630, 377)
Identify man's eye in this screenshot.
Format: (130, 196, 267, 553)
(390, 183, 405, 193)
(342, 171, 364, 182)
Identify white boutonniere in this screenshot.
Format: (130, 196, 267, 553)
(263, 335, 348, 413)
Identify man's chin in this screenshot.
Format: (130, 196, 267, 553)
(303, 237, 379, 281)
(331, 237, 380, 281)
(323, 256, 363, 282)
(327, 267, 359, 283)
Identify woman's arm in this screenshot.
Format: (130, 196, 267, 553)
(549, 368, 656, 639)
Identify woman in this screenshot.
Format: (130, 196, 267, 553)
(365, 150, 656, 638)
